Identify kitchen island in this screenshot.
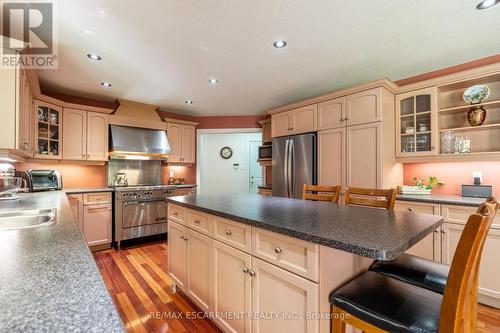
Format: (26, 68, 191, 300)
(166, 193, 443, 333)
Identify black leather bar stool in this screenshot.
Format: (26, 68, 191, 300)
(368, 199, 497, 295)
(329, 197, 498, 333)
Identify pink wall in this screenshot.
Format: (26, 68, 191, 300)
(403, 162, 500, 196)
(17, 162, 107, 188)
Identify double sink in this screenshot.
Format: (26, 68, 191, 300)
(0, 208, 56, 231)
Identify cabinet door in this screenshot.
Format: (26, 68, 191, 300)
(262, 123, 271, 143)
(251, 257, 318, 333)
(83, 204, 112, 246)
(167, 123, 182, 162)
(318, 128, 345, 189)
(318, 97, 346, 130)
(18, 68, 33, 156)
(395, 201, 441, 261)
(62, 109, 87, 160)
(34, 100, 63, 159)
(441, 223, 500, 303)
(346, 88, 381, 126)
(291, 104, 317, 134)
(213, 240, 252, 333)
(396, 87, 437, 157)
(87, 112, 109, 161)
(168, 221, 188, 290)
(187, 229, 212, 312)
(67, 194, 84, 233)
(271, 112, 291, 138)
(346, 122, 381, 188)
(181, 125, 196, 163)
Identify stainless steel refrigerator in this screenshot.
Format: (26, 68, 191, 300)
(272, 133, 316, 199)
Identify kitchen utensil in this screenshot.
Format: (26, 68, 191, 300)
(113, 172, 129, 187)
(463, 84, 490, 104)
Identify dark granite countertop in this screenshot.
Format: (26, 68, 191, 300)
(167, 193, 443, 261)
(397, 194, 487, 207)
(257, 184, 272, 190)
(0, 191, 125, 332)
(65, 187, 115, 194)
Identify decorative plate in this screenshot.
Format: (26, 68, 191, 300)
(463, 85, 490, 104)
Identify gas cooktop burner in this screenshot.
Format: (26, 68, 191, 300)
(113, 184, 176, 192)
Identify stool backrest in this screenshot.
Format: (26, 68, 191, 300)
(440, 197, 499, 333)
(303, 185, 341, 203)
(344, 187, 397, 210)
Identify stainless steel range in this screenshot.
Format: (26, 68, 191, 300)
(114, 184, 176, 248)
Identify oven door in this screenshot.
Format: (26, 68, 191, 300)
(122, 200, 167, 228)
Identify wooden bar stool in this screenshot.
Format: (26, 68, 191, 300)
(329, 197, 498, 333)
(303, 184, 341, 203)
(369, 197, 498, 296)
(344, 187, 397, 210)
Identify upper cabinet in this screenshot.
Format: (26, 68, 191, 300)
(271, 104, 317, 138)
(396, 87, 437, 157)
(34, 100, 62, 159)
(318, 97, 346, 130)
(258, 119, 271, 144)
(165, 118, 199, 164)
(346, 87, 382, 126)
(18, 67, 35, 157)
(63, 109, 109, 161)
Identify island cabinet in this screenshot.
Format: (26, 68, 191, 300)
(318, 85, 402, 195)
(164, 118, 199, 164)
(271, 104, 317, 138)
(396, 200, 500, 308)
(167, 203, 370, 333)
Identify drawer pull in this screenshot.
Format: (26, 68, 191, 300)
(274, 247, 282, 254)
(194, 219, 200, 224)
(225, 229, 232, 235)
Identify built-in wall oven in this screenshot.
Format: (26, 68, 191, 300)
(114, 185, 175, 248)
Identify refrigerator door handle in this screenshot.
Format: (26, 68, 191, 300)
(289, 139, 295, 197)
(284, 139, 290, 198)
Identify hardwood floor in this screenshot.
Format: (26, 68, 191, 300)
(95, 241, 500, 333)
(94, 241, 222, 333)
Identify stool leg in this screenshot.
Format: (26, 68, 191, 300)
(331, 305, 346, 333)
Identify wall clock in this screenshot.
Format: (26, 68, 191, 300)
(220, 146, 233, 159)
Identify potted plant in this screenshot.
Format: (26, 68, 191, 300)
(400, 176, 444, 195)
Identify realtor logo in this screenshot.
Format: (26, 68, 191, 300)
(1, 0, 58, 69)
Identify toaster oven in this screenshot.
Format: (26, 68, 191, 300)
(15, 169, 63, 192)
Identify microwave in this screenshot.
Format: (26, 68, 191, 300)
(258, 144, 272, 159)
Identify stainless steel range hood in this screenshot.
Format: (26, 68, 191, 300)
(109, 125, 171, 160)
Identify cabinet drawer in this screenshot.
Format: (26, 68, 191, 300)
(214, 217, 251, 253)
(83, 192, 111, 205)
(168, 203, 186, 225)
(186, 209, 213, 236)
(395, 201, 440, 215)
(252, 227, 319, 282)
(442, 204, 500, 229)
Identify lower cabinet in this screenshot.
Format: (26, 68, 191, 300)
(251, 257, 318, 333)
(168, 221, 188, 290)
(213, 240, 252, 333)
(187, 228, 212, 312)
(67, 194, 84, 232)
(84, 204, 112, 246)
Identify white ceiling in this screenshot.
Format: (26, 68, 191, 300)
(37, 0, 500, 116)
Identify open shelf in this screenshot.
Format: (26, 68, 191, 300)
(438, 99, 500, 115)
(438, 123, 500, 133)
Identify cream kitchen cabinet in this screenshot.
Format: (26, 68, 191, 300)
(271, 104, 317, 138)
(168, 221, 189, 289)
(346, 87, 382, 126)
(63, 109, 108, 161)
(317, 97, 346, 131)
(212, 240, 252, 333)
(187, 228, 213, 312)
(251, 257, 319, 333)
(165, 118, 198, 164)
(34, 100, 63, 159)
(394, 201, 441, 261)
(83, 203, 112, 247)
(18, 66, 35, 157)
(318, 128, 345, 188)
(67, 194, 84, 233)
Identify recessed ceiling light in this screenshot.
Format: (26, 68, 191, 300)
(87, 53, 102, 61)
(273, 40, 287, 48)
(208, 78, 218, 85)
(477, 0, 500, 9)
(100, 82, 112, 88)
(185, 100, 194, 104)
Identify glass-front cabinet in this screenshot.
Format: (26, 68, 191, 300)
(34, 100, 63, 159)
(396, 87, 437, 157)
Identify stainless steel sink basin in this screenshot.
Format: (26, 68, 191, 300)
(0, 208, 56, 231)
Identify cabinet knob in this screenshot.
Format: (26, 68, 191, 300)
(441, 230, 446, 234)
(180, 235, 184, 240)
(225, 229, 232, 235)
(274, 247, 282, 254)
(407, 208, 413, 212)
(173, 212, 178, 216)
(242, 267, 249, 274)
(339, 118, 344, 122)
(183, 236, 188, 241)
(431, 146, 435, 150)
(248, 270, 256, 277)
(194, 219, 200, 224)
